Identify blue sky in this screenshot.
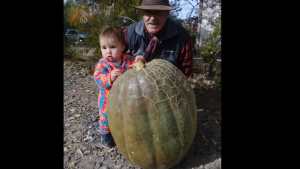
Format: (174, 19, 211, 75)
(170, 0, 198, 19)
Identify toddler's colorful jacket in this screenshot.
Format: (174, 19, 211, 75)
(93, 54, 134, 134)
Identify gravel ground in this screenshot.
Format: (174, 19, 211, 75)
(64, 59, 221, 169)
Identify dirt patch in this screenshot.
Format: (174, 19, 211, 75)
(64, 59, 221, 169)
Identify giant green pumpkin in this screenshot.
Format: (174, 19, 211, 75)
(108, 59, 197, 169)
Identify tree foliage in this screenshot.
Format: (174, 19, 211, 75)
(199, 16, 221, 88)
(64, 0, 141, 57)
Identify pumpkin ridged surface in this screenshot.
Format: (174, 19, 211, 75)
(108, 59, 197, 169)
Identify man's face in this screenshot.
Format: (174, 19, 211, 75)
(142, 10, 169, 34)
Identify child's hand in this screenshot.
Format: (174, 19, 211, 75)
(111, 69, 122, 82)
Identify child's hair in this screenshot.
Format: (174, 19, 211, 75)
(99, 26, 126, 45)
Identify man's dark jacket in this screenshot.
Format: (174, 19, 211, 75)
(124, 18, 193, 76)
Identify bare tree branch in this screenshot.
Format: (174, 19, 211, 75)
(196, 0, 204, 48)
(185, 0, 195, 7)
(188, 6, 195, 18)
(186, 0, 194, 6)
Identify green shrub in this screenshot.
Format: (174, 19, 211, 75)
(199, 17, 221, 88)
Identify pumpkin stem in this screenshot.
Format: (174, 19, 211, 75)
(133, 60, 145, 71)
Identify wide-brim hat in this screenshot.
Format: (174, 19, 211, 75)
(134, 0, 173, 11)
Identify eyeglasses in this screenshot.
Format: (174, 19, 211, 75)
(138, 10, 169, 17)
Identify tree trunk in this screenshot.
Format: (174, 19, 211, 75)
(196, 0, 203, 49)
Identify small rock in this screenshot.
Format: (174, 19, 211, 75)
(95, 161, 103, 169)
(69, 161, 75, 168)
(115, 164, 123, 169)
(74, 114, 81, 118)
(83, 135, 93, 142)
(76, 149, 83, 158)
(68, 117, 75, 121)
(94, 142, 103, 149)
(83, 150, 90, 155)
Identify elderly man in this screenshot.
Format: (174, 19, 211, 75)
(124, 0, 193, 77)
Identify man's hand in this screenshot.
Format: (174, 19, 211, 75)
(111, 69, 122, 82)
(134, 55, 145, 63)
(132, 55, 145, 71)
